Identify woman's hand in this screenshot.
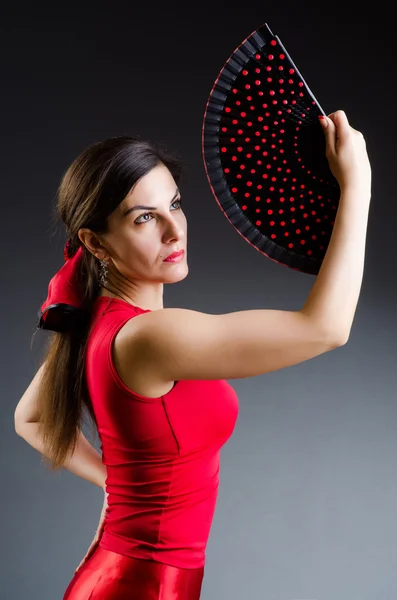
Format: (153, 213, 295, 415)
(319, 109, 372, 196)
(74, 489, 109, 574)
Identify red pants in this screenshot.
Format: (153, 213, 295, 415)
(62, 545, 205, 600)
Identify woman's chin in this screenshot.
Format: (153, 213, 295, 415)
(164, 261, 189, 282)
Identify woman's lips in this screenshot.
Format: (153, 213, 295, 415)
(163, 249, 185, 262)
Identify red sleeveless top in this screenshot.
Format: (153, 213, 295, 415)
(85, 296, 239, 569)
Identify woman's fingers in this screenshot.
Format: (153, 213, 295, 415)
(74, 537, 100, 573)
(320, 113, 336, 155)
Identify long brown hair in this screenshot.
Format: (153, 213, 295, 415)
(34, 136, 184, 471)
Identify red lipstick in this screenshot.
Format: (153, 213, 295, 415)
(163, 249, 185, 262)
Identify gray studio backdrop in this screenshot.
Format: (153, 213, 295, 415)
(2, 4, 396, 600)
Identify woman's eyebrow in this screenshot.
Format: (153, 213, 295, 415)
(122, 188, 180, 217)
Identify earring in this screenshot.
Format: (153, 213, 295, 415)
(99, 258, 108, 286)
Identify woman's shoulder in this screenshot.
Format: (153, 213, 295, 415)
(112, 310, 176, 398)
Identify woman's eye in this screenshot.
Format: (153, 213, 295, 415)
(134, 198, 182, 225)
(172, 199, 182, 210)
(135, 213, 151, 224)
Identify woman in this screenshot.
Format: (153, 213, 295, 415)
(14, 110, 372, 599)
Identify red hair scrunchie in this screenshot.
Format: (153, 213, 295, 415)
(37, 240, 89, 332)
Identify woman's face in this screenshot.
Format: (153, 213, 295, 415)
(102, 163, 188, 284)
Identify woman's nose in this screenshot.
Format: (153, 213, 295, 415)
(164, 220, 185, 242)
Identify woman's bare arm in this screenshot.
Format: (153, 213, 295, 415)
(301, 184, 371, 334)
(14, 363, 106, 489)
(122, 183, 370, 384)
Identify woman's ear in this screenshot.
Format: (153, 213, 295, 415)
(77, 228, 107, 261)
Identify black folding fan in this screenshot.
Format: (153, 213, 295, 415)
(202, 22, 340, 275)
